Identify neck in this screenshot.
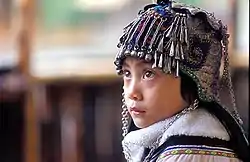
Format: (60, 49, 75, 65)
(164, 98, 191, 119)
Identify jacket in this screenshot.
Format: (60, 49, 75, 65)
(122, 107, 247, 162)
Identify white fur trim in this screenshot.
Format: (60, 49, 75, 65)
(159, 108, 230, 145)
(122, 108, 230, 161)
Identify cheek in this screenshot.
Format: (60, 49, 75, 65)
(143, 86, 165, 107)
(144, 83, 175, 106)
(147, 93, 168, 109)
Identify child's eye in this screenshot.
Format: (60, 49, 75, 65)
(143, 70, 155, 79)
(122, 70, 131, 78)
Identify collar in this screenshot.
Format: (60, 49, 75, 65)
(122, 108, 230, 161)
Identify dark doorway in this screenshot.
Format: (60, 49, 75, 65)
(1, 98, 24, 162)
(82, 81, 125, 162)
(0, 68, 24, 162)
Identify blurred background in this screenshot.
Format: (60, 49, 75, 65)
(0, 0, 248, 162)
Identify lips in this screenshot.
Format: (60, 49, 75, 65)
(130, 107, 146, 115)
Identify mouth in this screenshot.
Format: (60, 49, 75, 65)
(130, 107, 146, 115)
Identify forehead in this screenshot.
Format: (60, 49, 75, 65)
(122, 57, 152, 68)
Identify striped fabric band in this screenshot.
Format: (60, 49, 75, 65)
(158, 145, 237, 159)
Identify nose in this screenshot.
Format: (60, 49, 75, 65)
(125, 79, 143, 101)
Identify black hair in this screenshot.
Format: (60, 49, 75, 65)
(180, 71, 199, 105)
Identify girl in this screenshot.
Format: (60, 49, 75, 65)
(114, 0, 249, 161)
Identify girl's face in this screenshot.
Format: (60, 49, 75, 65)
(122, 57, 187, 128)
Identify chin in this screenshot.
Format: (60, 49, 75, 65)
(133, 119, 151, 128)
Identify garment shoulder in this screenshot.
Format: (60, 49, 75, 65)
(156, 145, 242, 162)
(161, 108, 230, 143)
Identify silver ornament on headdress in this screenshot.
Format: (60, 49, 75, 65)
(121, 92, 129, 137)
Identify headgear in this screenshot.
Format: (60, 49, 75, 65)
(114, 0, 243, 128)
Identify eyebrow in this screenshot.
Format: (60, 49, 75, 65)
(122, 60, 151, 68)
(122, 61, 130, 68)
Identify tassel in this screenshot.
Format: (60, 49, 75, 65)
(175, 43, 180, 60)
(165, 14, 178, 38)
(155, 35, 164, 68)
(172, 58, 176, 68)
(134, 16, 152, 44)
(168, 57, 172, 74)
(148, 18, 164, 48)
(157, 37, 164, 53)
(179, 14, 187, 60)
(123, 18, 138, 31)
(176, 60, 179, 77)
(153, 51, 161, 68)
(173, 14, 181, 35)
(119, 19, 138, 47)
(169, 41, 175, 57)
(158, 53, 164, 68)
(180, 16, 185, 43)
(141, 18, 158, 47)
(124, 19, 143, 45)
(180, 45, 185, 60)
(164, 39, 171, 50)
(153, 33, 163, 52)
(162, 55, 169, 73)
(152, 52, 157, 68)
(183, 16, 188, 45)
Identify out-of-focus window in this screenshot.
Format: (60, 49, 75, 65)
(32, 0, 133, 78)
(35, 0, 108, 46)
(0, 0, 18, 68)
(235, 0, 249, 55)
(0, 0, 12, 28)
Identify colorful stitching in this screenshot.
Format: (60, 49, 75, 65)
(158, 148, 237, 159)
